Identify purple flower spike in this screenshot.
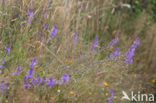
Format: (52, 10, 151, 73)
(0, 61, 6, 69)
(31, 75, 42, 86)
(0, 82, 4, 91)
(5, 83, 10, 93)
(37, 31, 41, 35)
(26, 57, 37, 79)
(92, 36, 98, 50)
(0, 65, 5, 69)
(107, 88, 114, 103)
(5, 45, 11, 55)
(14, 65, 21, 75)
(31, 79, 36, 86)
(35, 75, 42, 85)
(24, 76, 30, 89)
(28, 8, 34, 24)
(31, 57, 37, 68)
(0, 83, 10, 93)
(125, 37, 140, 64)
(2, 61, 6, 65)
(42, 32, 45, 40)
(74, 31, 78, 42)
(44, 77, 48, 82)
(110, 88, 114, 98)
(26, 68, 34, 79)
(28, 8, 33, 15)
(110, 47, 120, 58)
(43, 22, 47, 30)
(107, 33, 119, 48)
(96, 66, 100, 72)
(46, 78, 55, 87)
(44, 8, 47, 18)
(50, 25, 57, 39)
(61, 74, 70, 83)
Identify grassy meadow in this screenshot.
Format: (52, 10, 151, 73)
(0, 0, 156, 103)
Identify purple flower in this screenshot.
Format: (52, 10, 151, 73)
(44, 77, 48, 82)
(91, 36, 98, 50)
(0, 65, 5, 69)
(107, 88, 114, 103)
(13, 65, 21, 75)
(0, 61, 6, 69)
(42, 32, 45, 40)
(50, 25, 57, 39)
(31, 79, 36, 86)
(31, 57, 37, 69)
(26, 68, 34, 79)
(37, 31, 41, 35)
(44, 8, 47, 18)
(26, 57, 37, 79)
(46, 78, 55, 87)
(5, 83, 10, 92)
(5, 45, 11, 55)
(61, 74, 69, 83)
(28, 8, 34, 24)
(110, 47, 120, 58)
(74, 31, 78, 42)
(0, 83, 10, 93)
(31, 75, 42, 86)
(0, 82, 4, 91)
(2, 61, 6, 65)
(28, 8, 33, 16)
(35, 75, 42, 85)
(96, 66, 100, 72)
(107, 33, 119, 48)
(24, 76, 30, 89)
(110, 88, 114, 98)
(125, 37, 140, 64)
(43, 22, 47, 30)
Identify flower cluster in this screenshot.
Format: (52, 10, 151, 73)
(44, 74, 70, 86)
(24, 74, 69, 89)
(23, 57, 69, 89)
